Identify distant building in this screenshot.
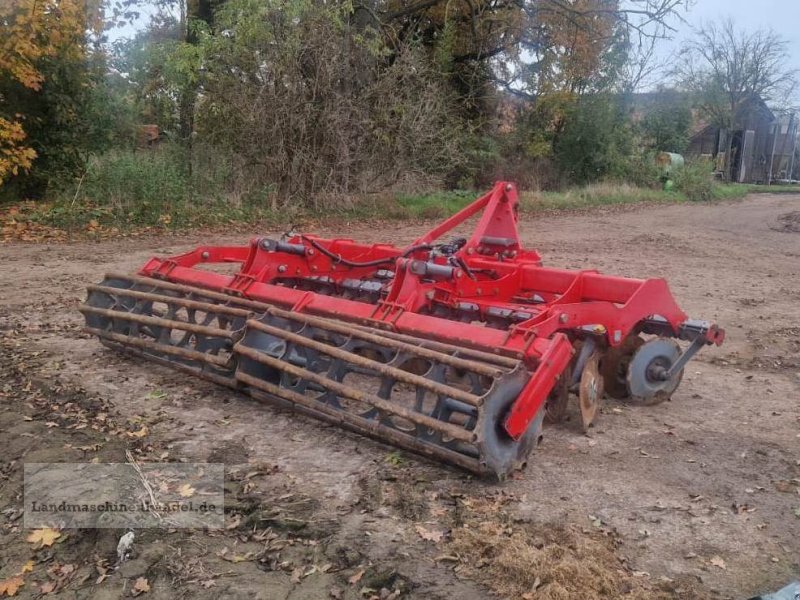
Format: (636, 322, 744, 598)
(687, 95, 798, 183)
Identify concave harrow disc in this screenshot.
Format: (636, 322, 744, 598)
(80, 274, 544, 478)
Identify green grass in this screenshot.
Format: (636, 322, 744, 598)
(521, 183, 683, 212)
(394, 190, 477, 218)
(744, 183, 800, 194)
(3, 176, 796, 240)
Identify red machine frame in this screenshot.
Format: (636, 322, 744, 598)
(138, 182, 724, 441)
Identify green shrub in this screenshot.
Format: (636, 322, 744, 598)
(79, 145, 190, 212)
(671, 159, 714, 202)
(610, 153, 663, 189)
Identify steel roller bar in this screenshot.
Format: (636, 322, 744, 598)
(245, 318, 483, 407)
(234, 343, 475, 443)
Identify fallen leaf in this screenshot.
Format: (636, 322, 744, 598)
(19, 561, 34, 574)
(127, 426, 148, 438)
(40, 581, 56, 594)
(348, 569, 365, 585)
(0, 576, 24, 596)
(26, 528, 61, 548)
(291, 568, 303, 584)
(709, 556, 726, 570)
(178, 484, 195, 498)
(415, 524, 444, 543)
(131, 577, 150, 596)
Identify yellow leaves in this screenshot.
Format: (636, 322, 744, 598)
(0, 575, 24, 597)
(127, 425, 149, 438)
(19, 562, 34, 574)
(26, 527, 61, 548)
(0, 118, 36, 185)
(178, 483, 196, 498)
(0, 0, 104, 185)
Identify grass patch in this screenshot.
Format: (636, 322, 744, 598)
(394, 190, 477, 218)
(521, 182, 682, 213)
(3, 162, 797, 242)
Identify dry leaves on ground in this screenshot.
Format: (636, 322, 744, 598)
(26, 528, 61, 548)
(0, 576, 24, 597)
(131, 577, 150, 596)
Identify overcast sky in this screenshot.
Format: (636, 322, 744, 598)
(658, 0, 800, 81)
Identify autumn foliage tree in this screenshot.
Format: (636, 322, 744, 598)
(0, 0, 103, 190)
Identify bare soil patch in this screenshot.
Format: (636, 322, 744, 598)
(1, 193, 799, 598)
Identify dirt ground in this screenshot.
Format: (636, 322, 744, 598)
(1, 193, 799, 599)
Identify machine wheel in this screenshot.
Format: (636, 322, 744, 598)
(600, 335, 644, 400)
(477, 370, 545, 480)
(626, 338, 684, 405)
(579, 352, 604, 431)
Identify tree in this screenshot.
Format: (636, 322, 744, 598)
(552, 93, 632, 183)
(674, 20, 797, 130)
(0, 0, 103, 191)
(361, 0, 687, 98)
(639, 95, 692, 153)
(196, 0, 466, 203)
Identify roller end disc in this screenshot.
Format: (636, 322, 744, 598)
(476, 369, 544, 480)
(579, 353, 604, 432)
(626, 338, 683, 406)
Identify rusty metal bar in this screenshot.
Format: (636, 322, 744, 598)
(234, 343, 475, 443)
(105, 272, 270, 311)
(84, 326, 232, 367)
(106, 272, 522, 366)
(79, 305, 235, 340)
(247, 319, 483, 407)
(236, 372, 482, 473)
(101, 339, 238, 388)
(87, 284, 252, 319)
(264, 306, 504, 378)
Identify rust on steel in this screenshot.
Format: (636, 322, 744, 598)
(246, 318, 483, 407)
(87, 284, 252, 319)
(234, 342, 475, 443)
(80, 304, 235, 340)
(265, 306, 506, 378)
(236, 372, 482, 472)
(106, 273, 518, 363)
(83, 326, 232, 367)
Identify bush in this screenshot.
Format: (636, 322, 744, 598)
(196, 0, 468, 207)
(553, 94, 633, 185)
(671, 159, 714, 202)
(77, 145, 189, 210)
(609, 153, 663, 189)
